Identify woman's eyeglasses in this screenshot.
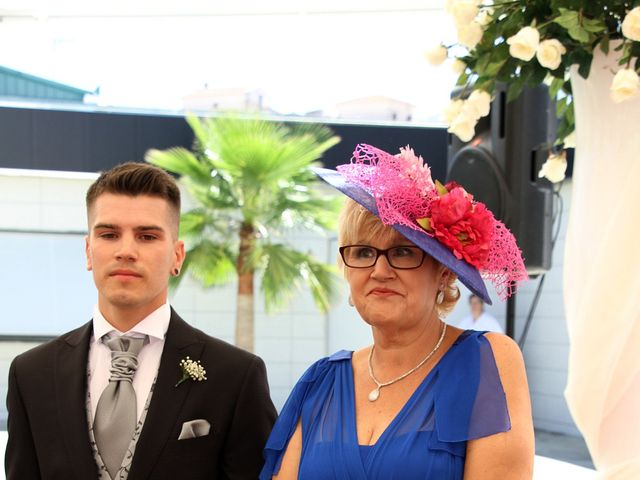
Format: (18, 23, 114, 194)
(339, 245, 426, 269)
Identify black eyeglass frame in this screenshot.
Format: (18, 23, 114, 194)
(338, 245, 427, 270)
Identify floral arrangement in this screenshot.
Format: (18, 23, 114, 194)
(416, 180, 493, 269)
(175, 356, 207, 387)
(425, 1, 640, 182)
(337, 144, 527, 298)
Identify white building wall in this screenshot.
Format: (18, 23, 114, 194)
(0, 170, 579, 436)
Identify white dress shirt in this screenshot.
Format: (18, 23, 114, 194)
(458, 312, 504, 334)
(88, 303, 170, 423)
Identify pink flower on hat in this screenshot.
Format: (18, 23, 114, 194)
(428, 186, 493, 268)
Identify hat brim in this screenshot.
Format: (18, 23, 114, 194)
(312, 167, 492, 305)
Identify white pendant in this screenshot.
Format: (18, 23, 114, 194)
(368, 388, 380, 402)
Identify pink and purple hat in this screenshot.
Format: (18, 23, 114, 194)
(312, 144, 527, 304)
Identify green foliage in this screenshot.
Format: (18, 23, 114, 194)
(451, 1, 639, 146)
(147, 115, 342, 313)
(258, 243, 340, 314)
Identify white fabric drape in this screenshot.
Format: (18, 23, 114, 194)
(564, 47, 640, 479)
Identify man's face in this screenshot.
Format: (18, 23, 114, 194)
(85, 193, 184, 319)
(470, 296, 484, 318)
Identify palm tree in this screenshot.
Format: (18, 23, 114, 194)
(146, 115, 342, 352)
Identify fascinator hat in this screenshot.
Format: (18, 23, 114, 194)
(312, 144, 528, 304)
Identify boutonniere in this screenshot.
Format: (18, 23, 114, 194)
(175, 356, 207, 387)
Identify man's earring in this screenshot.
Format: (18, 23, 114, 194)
(348, 295, 354, 307)
(173, 268, 180, 276)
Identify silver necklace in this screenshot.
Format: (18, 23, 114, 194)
(367, 322, 447, 402)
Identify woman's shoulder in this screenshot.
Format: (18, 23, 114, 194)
(445, 329, 520, 362)
(294, 349, 353, 385)
(482, 332, 524, 363)
(433, 329, 512, 442)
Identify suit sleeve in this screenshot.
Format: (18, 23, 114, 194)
(5, 357, 42, 480)
(221, 355, 277, 479)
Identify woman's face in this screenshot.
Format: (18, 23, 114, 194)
(344, 230, 444, 331)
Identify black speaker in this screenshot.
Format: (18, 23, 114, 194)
(447, 84, 554, 274)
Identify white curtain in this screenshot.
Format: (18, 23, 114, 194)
(564, 47, 640, 479)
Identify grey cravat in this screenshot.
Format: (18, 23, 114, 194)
(94, 335, 146, 479)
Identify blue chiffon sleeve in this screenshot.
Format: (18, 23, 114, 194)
(260, 350, 351, 479)
(432, 332, 511, 448)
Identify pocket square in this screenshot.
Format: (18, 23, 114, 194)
(178, 419, 211, 440)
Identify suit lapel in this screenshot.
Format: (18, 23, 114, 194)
(55, 321, 100, 479)
(128, 310, 204, 479)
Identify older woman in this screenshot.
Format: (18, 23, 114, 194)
(260, 144, 534, 479)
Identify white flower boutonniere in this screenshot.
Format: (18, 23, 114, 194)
(175, 356, 207, 387)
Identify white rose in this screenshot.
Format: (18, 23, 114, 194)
(610, 68, 640, 103)
(451, 1, 480, 26)
(622, 6, 640, 42)
(448, 112, 477, 142)
(451, 58, 467, 75)
(507, 26, 540, 61)
(467, 90, 491, 117)
(536, 39, 567, 70)
(460, 99, 482, 120)
(443, 98, 464, 124)
(538, 151, 567, 183)
(563, 131, 576, 149)
(457, 22, 484, 50)
(476, 8, 493, 26)
(424, 45, 448, 66)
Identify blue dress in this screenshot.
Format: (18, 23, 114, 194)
(260, 330, 510, 479)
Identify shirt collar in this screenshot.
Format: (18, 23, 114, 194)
(92, 303, 171, 343)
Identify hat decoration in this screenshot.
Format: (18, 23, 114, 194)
(335, 144, 527, 300)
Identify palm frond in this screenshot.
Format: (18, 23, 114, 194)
(183, 240, 236, 287)
(260, 243, 339, 314)
(145, 147, 210, 184)
(300, 257, 340, 313)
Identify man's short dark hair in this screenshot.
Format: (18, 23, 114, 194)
(468, 293, 484, 304)
(86, 162, 180, 228)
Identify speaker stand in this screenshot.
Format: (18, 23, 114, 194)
(506, 290, 516, 339)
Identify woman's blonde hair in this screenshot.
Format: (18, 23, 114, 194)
(338, 198, 460, 317)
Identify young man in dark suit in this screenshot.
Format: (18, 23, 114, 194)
(5, 163, 277, 479)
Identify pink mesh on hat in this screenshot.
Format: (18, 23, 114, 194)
(337, 143, 527, 300)
(337, 144, 438, 230)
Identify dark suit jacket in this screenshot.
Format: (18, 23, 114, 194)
(5, 309, 277, 479)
